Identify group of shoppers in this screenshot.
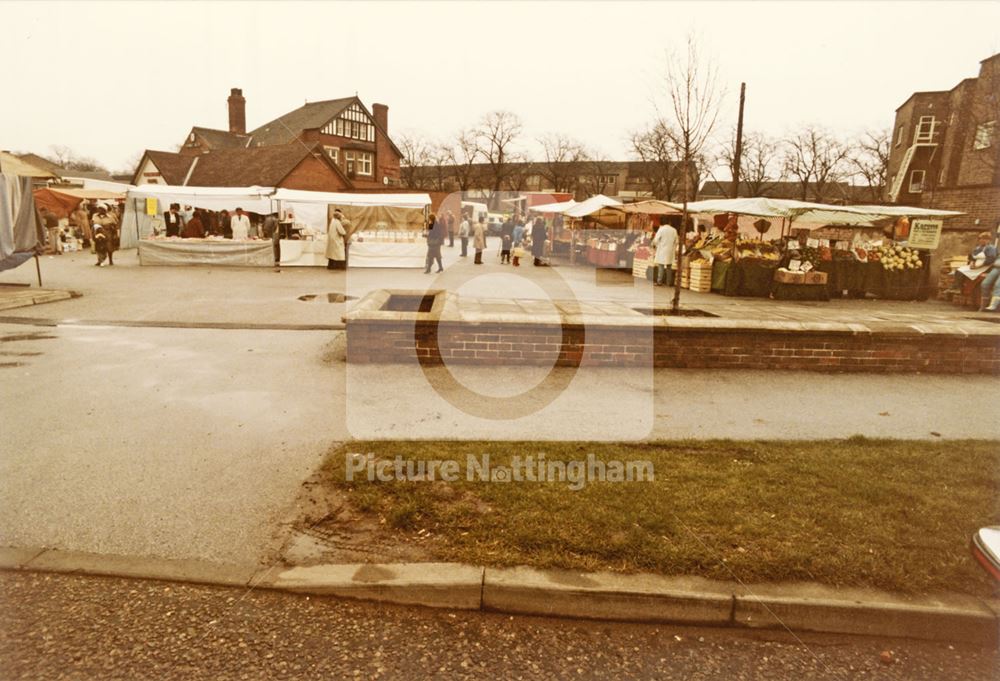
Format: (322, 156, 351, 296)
(162, 204, 254, 240)
(39, 202, 121, 266)
(425, 212, 551, 272)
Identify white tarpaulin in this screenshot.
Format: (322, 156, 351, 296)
(849, 205, 964, 218)
(271, 189, 432, 208)
(138, 238, 273, 267)
(127, 185, 275, 213)
(563, 194, 622, 218)
(530, 199, 578, 214)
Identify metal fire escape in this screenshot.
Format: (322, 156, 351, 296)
(888, 117, 940, 202)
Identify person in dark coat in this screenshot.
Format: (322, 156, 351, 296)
(531, 217, 548, 266)
(424, 213, 445, 273)
(181, 210, 206, 238)
(163, 204, 185, 237)
(500, 217, 514, 264)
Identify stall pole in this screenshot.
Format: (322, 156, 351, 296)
(34, 254, 42, 287)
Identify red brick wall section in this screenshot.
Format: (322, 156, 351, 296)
(279, 155, 350, 192)
(346, 320, 1000, 375)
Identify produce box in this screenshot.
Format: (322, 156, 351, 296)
(774, 269, 806, 284)
(632, 257, 652, 278)
(803, 271, 828, 285)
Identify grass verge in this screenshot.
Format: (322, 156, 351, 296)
(305, 439, 1000, 596)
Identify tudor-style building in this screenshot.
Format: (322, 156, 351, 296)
(132, 88, 403, 191)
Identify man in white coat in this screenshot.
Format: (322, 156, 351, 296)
(325, 209, 347, 270)
(651, 219, 678, 286)
(230, 208, 251, 241)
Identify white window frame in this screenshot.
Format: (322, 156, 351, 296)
(358, 152, 373, 176)
(915, 116, 935, 143)
(895, 125, 905, 147)
(974, 121, 995, 150)
(323, 146, 339, 163)
(908, 169, 925, 194)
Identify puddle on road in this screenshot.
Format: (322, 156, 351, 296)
(298, 292, 355, 303)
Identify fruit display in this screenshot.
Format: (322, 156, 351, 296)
(875, 244, 923, 271)
(735, 239, 781, 261)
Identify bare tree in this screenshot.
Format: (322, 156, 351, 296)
(849, 129, 891, 203)
(709, 129, 782, 197)
(577, 154, 619, 198)
(44, 144, 108, 173)
(397, 131, 434, 189)
(477, 111, 523, 195)
(657, 34, 723, 313)
(445, 128, 481, 192)
(629, 121, 687, 200)
(782, 126, 850, 202)
(538, 133, 586, 193)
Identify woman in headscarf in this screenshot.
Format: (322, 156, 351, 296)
(325, 209, 347, 270)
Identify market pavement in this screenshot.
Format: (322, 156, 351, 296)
(2, 570, 996, 681)
(1, 247, 993, 329)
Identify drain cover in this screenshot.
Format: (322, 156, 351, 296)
(298, 293, 355, 303)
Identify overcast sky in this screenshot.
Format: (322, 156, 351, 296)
(3, 1, 999, 174)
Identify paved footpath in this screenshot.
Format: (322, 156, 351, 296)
(2, 570, 996, 681)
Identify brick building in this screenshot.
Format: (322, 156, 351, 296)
(886, 53, 1000, 261)
(132, 88, 403, 191)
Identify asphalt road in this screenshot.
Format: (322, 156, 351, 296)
(1, 571, 996, 681)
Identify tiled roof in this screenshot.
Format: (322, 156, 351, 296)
(186, 144, 314, 186)
(191, 126, 251, 149)
(248, 97, 356, 146)
(144, 150, 195, 185)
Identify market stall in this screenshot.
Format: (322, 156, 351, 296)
(123, 185, 274, 252)
(683, 198, 961, 301)
(271, 189, 431, 268)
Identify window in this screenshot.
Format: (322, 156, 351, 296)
(344, 151, 373, 176)
(974, 121, 995, 150)
(895, 125, 905, 147)
(598, 175, 617, 186)
(908, 169, 925, 194)
(322, 103, 377, 142)
(324, 146, 339, 162)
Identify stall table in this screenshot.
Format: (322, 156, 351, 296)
(138, 238, 273, 267)
(723, 258, 779, 297)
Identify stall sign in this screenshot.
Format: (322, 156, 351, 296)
(907, 219, 943, 250)
(145, 198, 158, 216)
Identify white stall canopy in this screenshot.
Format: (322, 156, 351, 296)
(562, 194, 622, 218)
(271, 189, 431, 208)
(127, 185, 275, 213)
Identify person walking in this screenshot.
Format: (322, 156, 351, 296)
(531, 216, 547, 266)
(473, 215, 487, 265)
(424, 213, 445, 273)
(651, 217, 679, 286)
(263, 212, 281, 265)
(325, 209, 347, 270)
(458, 214, 470, 257)
(446, 210, 456, 247)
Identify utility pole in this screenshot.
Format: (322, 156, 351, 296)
(732, 82, 746, 198)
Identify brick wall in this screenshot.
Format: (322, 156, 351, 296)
(279, 154, 350, 192)
(346, 319, 1000, 375)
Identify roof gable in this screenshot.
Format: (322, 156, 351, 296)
(248, 97, 357, 147)
(136, 150, 195, 185)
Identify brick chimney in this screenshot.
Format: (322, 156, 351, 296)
(372, 103, 388, 134)
(228, 88, 246, 135)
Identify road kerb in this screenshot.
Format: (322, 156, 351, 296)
(2, 548, 997, 645)
(259, 562, 484, 610)
(14, 549, 257, 588)
(483, 566, 734, 625)
(733, 582, 999, 646)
